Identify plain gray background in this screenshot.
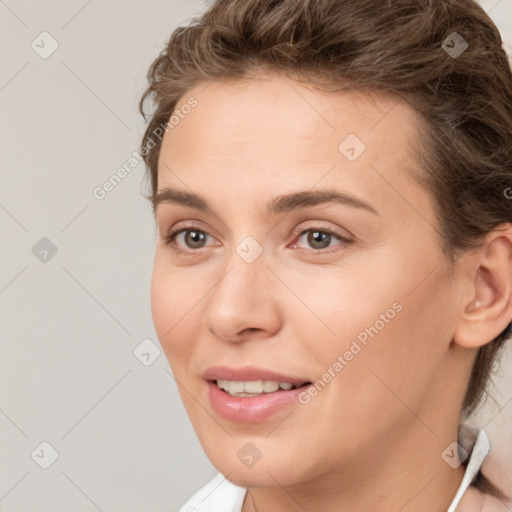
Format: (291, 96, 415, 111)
(1, 1, 511, 510)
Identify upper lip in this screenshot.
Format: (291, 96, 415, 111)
(203, 365, 310, 386)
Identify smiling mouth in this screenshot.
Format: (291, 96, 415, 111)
(214, 379, 312, 397)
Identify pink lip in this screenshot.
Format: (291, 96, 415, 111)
(203, 366, 312, 423)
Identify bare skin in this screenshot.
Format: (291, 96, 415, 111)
(150, 73, 512, 511)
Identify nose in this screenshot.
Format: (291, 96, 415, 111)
(204, 243, 282, 343)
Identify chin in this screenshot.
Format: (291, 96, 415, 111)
(204, 444, 313, 489)
(222, 464, 299, 489)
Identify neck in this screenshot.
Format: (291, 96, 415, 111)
(242, 424, 467, 512)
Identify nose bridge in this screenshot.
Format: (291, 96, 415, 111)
(215, 233, 269, 303)
(234, 233, 266, 267)
(204, 231, 279, 340)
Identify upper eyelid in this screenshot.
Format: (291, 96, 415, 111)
(167, 221, 346, 237)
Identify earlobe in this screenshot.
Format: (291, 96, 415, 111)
(453, 224, 512, 349)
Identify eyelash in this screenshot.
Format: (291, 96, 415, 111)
(162, 221, 352, 257)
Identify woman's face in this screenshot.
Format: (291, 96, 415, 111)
(151, 74, 468, 488)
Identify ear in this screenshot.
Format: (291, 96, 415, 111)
(453, 223, 512, 349)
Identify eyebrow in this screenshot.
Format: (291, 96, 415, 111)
(154, 186, 379, 217)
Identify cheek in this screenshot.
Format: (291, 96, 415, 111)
(337, 268, 456, 413)
(289, 263, 402, 355)
(150, 256, 199, 367)
(300, 253, 454, 399)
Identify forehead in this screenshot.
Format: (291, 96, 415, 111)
(156, 74, 429, 220)
(160, 74, 422, 165)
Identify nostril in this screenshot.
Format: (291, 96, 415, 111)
(242, 327, 259, 335)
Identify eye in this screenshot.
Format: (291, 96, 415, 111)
(290, 224, 352, 254)
(162, 223, 213, 256)
(161, 222, 352, 256)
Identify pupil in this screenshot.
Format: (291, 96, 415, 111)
(309, 230, 329, 248)
(187, 230, 204, 247)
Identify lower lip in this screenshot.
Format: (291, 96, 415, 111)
(206, 381, 310, 423)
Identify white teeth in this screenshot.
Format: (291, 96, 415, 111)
(215, 380, 298, 396)
(244, 381, 263, 393)
(263, 381, 280, 392)
(228, 381, 245, 393)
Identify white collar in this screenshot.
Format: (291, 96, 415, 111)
(447, 428, 490, 511)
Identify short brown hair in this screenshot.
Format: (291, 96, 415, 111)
(139, 0, 512, 496)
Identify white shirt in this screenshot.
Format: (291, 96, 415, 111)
(178, 428, 491, 512)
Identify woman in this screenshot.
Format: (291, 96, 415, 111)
(138, 0, 512, 510)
